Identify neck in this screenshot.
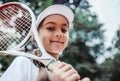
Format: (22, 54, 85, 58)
(47, 51, 59, 60)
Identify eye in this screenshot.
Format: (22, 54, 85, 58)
(61, 28, 68, 33)
(47, 27, 55, 31)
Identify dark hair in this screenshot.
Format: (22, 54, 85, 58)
(37, 17, 45, 32)
(32, 48, 52, 81)
(34, 61, 52, 81)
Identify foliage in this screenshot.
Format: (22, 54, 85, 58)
(0, 56, 15, 71)
(114, 26, 120, 50)
(111, 53, 120, 81)
(97, 52, 120, 81)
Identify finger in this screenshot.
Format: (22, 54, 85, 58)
(64, 68, 78, 77)
(81, 77, 90, 81)
(57, 62, 66, 69)
(66, 73, 80, 81)
(48, 61, 67, 72)
(48, 61, 60, 72)
(60, 64, 73, 72)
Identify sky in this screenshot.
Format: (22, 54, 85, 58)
(87, 0, 120, 63)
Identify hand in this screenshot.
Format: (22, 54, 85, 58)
(48, 61, 90, 81)
(78, 77, 90, 81)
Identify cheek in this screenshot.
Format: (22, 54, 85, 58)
(39, 30, 51, 47)
(38, 29, 47, 39)
(38, 30, 46, 45)
(64, 34, 69, 46)
(39, 32, 47, 43)
(38, 31, 42, 41)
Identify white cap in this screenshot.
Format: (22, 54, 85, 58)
(36, 4, 74, 28)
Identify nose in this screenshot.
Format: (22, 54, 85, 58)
(54, 30, 63, 38)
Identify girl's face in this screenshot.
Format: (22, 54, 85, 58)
(38, 14, 69, 56)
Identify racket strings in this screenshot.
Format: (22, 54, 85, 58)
(0, 4, 32, 51)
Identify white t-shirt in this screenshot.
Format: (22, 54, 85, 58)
(0, 56, 39, 81)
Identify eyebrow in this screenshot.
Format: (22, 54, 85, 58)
(44, 22, 56, 25)
(44, 21, 68, 26)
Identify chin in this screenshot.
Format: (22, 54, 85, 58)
(51, 50, 63, 55)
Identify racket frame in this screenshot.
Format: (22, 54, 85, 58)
(0, 2, 35, 50)
(0, 2, 56, 62)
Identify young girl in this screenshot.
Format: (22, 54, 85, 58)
(0, 4, 90, 81)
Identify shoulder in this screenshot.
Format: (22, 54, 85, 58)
(13, 56, 39, 81)
(14, 56, 32, 62)
(12, 56, 39, 77)
(0, 56, 38, 81)
(12, 56, 34, 68)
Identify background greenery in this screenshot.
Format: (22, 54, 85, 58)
(0, 0, 120, 81)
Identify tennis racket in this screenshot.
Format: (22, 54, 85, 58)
(0, 2, 55, 66)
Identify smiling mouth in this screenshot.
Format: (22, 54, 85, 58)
(51, 40, 64, 44)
